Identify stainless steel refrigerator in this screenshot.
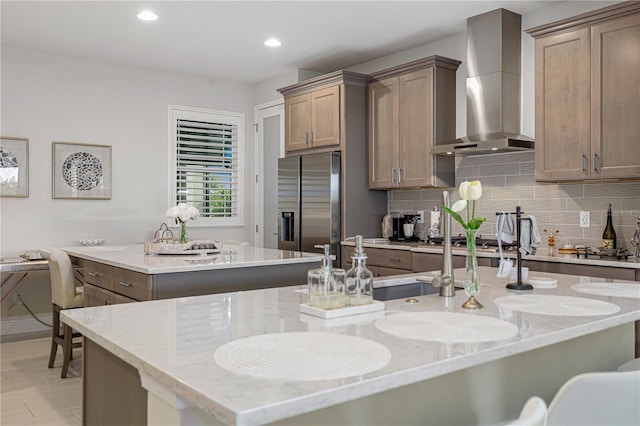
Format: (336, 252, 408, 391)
(277, 152, 341, 259)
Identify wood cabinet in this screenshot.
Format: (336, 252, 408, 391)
(81, 259, 152, 306)
(279, 71, 366, 155)
(528, 3, 640, 181)
(368, 56, 460, 189)
(284, 86, 340, 152)
(341, 246, 413, 277)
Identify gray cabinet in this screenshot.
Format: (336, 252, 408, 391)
(368, 56, 459, 189)
(527, 3, 640, 181)
(342, 247, 413, 277)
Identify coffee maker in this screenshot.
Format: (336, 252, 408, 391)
(391, 214, 419, 241)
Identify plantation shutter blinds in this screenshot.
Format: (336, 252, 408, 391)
(175, 118, 239, 218)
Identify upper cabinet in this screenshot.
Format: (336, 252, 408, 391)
(527, 3, 640, 181)
(278, 71, 366, 156)
(367, 56, 460, 189)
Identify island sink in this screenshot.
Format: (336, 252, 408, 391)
(373, 281, 462, 301)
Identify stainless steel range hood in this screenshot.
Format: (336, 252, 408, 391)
(431, 9, 534, 156)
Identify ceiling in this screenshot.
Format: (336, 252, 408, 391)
(2, 1, 559, 84)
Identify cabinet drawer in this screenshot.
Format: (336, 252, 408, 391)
(367, 248, 412, 270)
(84, 283, 137, 307)
(82, 260, 112, 288)
(111, 267, 152, 301)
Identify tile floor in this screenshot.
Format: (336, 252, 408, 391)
(1, 337, 82, 425)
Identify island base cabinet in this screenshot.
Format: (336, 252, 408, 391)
(83, 338, 147, 425)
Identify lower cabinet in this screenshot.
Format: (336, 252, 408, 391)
(412, 252, 492, 272)
(81, 259, 152, 307)
(84, 283, 137, 306)
(342, 247, 413, 277)
(524, 260, 636, 281)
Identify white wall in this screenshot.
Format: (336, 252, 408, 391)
(1, 46, 255, 257)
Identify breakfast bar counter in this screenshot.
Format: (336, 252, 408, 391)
(62, 267, 640, 425)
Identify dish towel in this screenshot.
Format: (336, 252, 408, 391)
(520, 215, 542, 255)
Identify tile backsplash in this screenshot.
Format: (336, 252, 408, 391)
(388, 151, 640, 250)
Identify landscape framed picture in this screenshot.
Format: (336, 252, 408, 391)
(52, 141, 112, 199)
(0, 137, 29, 198)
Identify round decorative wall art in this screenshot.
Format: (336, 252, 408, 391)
(0, 147, 19, 168)
(0, 137, 29, 198)
(62, 151, 103, 190)
(52, 141, 111, 199)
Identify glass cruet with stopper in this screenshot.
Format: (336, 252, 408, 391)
(307, 245, 346, 309)
(346, 235, 374, 306)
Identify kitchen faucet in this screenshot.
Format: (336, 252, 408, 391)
(432, 191, 455, 297)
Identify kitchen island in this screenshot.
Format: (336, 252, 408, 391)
(62, 267, 640, 425)
(61, 244, 322, 305)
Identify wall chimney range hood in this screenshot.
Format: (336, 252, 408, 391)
(431, 9, 534, 156)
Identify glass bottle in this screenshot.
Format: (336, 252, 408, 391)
(602, 203, 617, 249)
(307, 245, 346, 309)
(346, 235, 373, 306)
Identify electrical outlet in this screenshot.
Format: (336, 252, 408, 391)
(579, 211, 590, 228)
(13, 291, 23, 303)
(417, 210, 425, 224)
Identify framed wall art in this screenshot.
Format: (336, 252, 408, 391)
(52, 142, 112, 199)
(0, 137, 29, 198)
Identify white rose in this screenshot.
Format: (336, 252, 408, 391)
(459, 180, 482, 201)
(188, 206, 200, 220)
(166, 206, 179, 218)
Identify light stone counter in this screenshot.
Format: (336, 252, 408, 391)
(342, 240, 640, 269)
(62, 267, 640, 425)
(60, 243, 323, 274)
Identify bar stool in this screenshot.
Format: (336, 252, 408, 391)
(40, 249, 84, 378)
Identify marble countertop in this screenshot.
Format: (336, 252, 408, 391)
(62, 267, 640, 425)
(341, 240, 640, 269)
(59, 243, 323, 274)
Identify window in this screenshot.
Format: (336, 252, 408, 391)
(169, 105, 244, 226)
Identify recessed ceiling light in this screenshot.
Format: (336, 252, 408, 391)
(137, 10, 158, 21)
(264, 38, 282, 47)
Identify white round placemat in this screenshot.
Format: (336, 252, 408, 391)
(214, 332, 391, 381)
(494, 294, 620, 316)
(374, 312, 519, 343)
(571, 282, 640, 299)
(527, 277, 558, 289)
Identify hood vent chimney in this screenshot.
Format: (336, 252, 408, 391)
(431, 9, 534, 156)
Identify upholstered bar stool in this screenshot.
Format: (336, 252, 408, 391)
(40, 249, 84, 378)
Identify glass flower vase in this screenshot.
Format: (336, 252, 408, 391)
(462, 228, 483, 310)
(179, 221, 187, 244)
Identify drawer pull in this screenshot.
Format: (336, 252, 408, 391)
(388, 257, 401, 262)
(88, 272, 103, 277)
(118, 281, 132, 287)
(104, 300, 111, 305)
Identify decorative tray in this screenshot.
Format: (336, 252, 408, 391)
(146, 239, 221, 255)
(300, 300, 385, 319)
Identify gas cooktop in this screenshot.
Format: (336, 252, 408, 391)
(426, 235, 518, 250)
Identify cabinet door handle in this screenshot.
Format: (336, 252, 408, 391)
(305, 131, 309, 143)
(118, 281, 132, 287)
(398, 168, 402, 183)
(88, 272, 103, 277)
(310, 130, 314, 144)
(580, 152, 586, 173)
(592, 152, 599, 173)
(104, 300, 111, 305)
(391, 168, 396, 182)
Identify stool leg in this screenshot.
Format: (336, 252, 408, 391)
(61, 323, 72, 378)
(48, 304, 60, 369)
